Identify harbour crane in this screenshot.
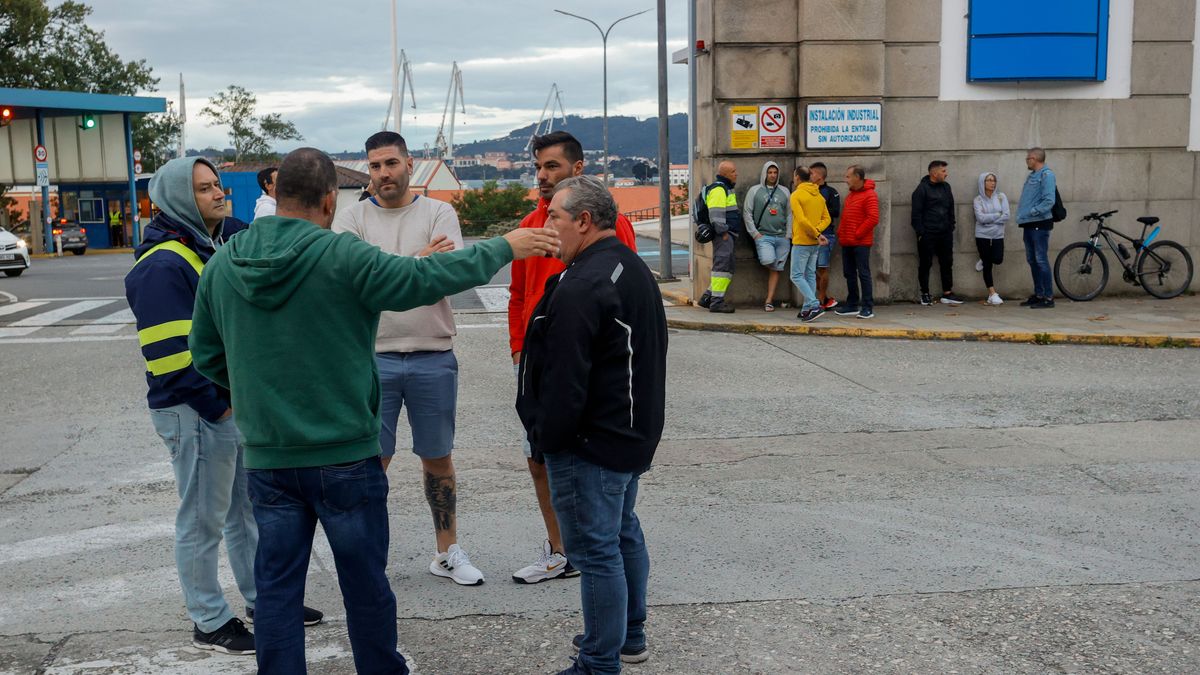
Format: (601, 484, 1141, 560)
(524, 83, 567, 152)
(382, 49, 416, 133)
(434, 62, 465, 160)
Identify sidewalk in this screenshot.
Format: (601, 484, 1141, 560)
(660, 277, 1200, 347)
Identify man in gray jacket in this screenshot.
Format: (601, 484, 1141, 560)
(743, 161, 791, 311)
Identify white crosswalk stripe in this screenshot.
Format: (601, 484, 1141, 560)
(71, 307, 135, 335)
(7, 299, 117, 326)
(474, 286, 510, 313)
(0, 301, 48, 318)
(0, 299, 127, 341)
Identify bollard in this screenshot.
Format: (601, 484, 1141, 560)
(54, 233, 62, 257)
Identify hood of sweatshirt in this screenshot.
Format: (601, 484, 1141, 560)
(758, 161, 781, 188)
(794, 181, 821, 198)
(977, 172, 999, 201)
(148, 156, 222, 249)
(216, 215, 337, 310)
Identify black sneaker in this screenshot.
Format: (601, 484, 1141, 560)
(857, 309, 875, 319)
(940, 293, 965, 305)
(708, 299, 735, 314)
(562, 559, 581, 578)
(1019, 295, 1039, 306)
(193, 617, 255, 655)
(834, 305, 860, 316)
(1031, 298, 1056, 309)
(573, 634, 650, 664)
(801, 306, 825, 322)
(246, 605, 325, 627)
(697, 291, 712, 309)
(919, 293, 933, 306)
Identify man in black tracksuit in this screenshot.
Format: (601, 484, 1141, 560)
(517, 175, 667, 675)
(911, 160, 964, 305)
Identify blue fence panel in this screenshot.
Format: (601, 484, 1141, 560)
(968, 0, 1109, 81)
(220, 172, 260, 224)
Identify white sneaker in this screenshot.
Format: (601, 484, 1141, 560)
(430, 544, 485, 585)
(512, 541, 579, 584)
(975, 259, 984, 272)
(987, 293, 1004, 306)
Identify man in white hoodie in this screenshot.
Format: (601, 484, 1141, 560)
(253, 167, 277, 220)
(743, 161, 791, 311)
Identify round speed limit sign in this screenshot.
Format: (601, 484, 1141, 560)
(34, 145, 48, 162)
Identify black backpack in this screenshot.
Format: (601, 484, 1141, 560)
(1051, 187, 1067, 223)
(693, 184, 715, 243)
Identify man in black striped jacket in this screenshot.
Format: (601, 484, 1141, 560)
(516, 175, 668, 674)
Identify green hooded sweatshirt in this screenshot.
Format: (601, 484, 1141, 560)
(189, 215, 513, 469)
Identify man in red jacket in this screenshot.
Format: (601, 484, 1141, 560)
(508, 131, 638, 584)
(833, 165, 880, 319)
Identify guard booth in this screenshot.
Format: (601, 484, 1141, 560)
(0, 87, 166, 252)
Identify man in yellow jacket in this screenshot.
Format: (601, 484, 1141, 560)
(789, 165, 831, 322)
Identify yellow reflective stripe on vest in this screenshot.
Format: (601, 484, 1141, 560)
(145, 350, 193, 376)
(138, 319, 192, 347)
(134, 240, 205, 276)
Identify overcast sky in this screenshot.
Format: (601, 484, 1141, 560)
(84, 0, 690, 154)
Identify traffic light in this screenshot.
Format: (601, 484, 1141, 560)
(80, 114, 97, 130)
(0, 107, 12, 127)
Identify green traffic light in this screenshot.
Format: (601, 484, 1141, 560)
(81, 114, 97, 130)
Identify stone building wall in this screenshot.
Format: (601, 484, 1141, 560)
(692, 0, 1200, 305)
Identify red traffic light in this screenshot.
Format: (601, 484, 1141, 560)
(0, 107, 12, 127)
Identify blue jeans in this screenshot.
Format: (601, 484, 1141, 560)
(790, 245, 820, 312)
(841, 245, 873, 312)
(248, 460, 408, 675)
(754, 234, 790, 272)
(817, 232, 837, 268)
(377, 350, 458, 459)
(1023, 227, 1053, 298)
(546, 453, 649, 675)
(150, 404, 257, 633)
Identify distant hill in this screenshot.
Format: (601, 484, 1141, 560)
(453, 113, 688, 160)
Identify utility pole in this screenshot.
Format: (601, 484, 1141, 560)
(178, 73, 187, 159)
(555, 8, 651, 187)
(655, 0, 674, 279)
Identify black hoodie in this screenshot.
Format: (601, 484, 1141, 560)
(911, 175, 956, 237)
(516, 237, 668, 473)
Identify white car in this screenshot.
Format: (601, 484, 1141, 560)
(0, 227, 31, 277)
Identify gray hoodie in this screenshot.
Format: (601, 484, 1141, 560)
(973, 172, 1010, 240)
(743, 161, 791, 238)
(148, 156, 223, 248)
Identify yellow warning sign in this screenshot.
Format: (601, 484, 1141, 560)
(730, 106, 759, 149)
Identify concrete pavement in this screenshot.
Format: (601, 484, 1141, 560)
(659, 277, 1200, 347)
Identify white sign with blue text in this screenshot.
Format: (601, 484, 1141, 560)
(805, 103, 882, 149)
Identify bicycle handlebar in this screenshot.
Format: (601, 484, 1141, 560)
(1083, 209, 1119, 221)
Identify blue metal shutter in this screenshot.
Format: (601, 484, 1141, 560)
(968, 0, 1110, 81)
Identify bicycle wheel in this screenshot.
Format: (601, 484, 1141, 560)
(1054, 242, 1109, 301)
(1137, 240, 1194, 299)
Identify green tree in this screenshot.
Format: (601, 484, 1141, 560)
(131, 104, 183, 173)
(200, 85, 302, 163)
(450, 181, 535, 236)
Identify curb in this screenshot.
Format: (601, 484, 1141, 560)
(31, 248, 133, 259)
(661, 289, 692, 306)
(665, 312, 1200, 348)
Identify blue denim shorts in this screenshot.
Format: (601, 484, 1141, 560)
(817, 232, 837, 268)
(754, 234, 791, 271)
(377, 350, 457, 459)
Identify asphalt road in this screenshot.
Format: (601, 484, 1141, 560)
(1, 255, 1198, 674)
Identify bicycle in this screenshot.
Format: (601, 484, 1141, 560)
(1053, 210, 1194, 301)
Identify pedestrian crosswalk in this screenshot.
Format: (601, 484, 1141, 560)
(0, 286, 515, 343)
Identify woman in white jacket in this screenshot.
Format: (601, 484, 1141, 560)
(973, 172, 1010, 305)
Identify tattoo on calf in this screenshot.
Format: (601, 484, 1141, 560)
(424, 471, 456, 531)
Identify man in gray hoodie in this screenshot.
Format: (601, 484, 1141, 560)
(743, 161, 792, 311)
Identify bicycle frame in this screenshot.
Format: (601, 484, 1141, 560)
(1084, 219, 1164, 278)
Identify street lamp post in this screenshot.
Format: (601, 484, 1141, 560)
(555, 8, 651, 186)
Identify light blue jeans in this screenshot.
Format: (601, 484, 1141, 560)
(150, 404, 257, 633)
(790, 245, 820, 312)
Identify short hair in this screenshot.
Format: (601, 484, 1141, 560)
(364, 131, 409, 155)
(256, 167, 277, 192)
(794, 165, 811, 183)
(530, 131, 584, 164)
(276, 148, 338, 209)
(809, 162, 827, 178)
(553, 176, 617, 230)
(847, 164, 866, 180)
(1028, 147, 1047, 162)
(928, 160, 948, 172)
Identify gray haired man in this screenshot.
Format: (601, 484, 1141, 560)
(517, 176, 668, 674)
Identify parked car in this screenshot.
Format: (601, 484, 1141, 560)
(52, 218, 87, 255)
(0, 226, 31, 277)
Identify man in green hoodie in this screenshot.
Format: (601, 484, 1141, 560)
(190, 148, 557, 674)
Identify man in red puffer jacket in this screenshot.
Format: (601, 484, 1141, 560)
(833, 165, 880, 319)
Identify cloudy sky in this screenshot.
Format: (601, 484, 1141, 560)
(85, 0, 691, 154)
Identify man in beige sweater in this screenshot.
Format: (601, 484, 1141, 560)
(332, 131, 484, 586)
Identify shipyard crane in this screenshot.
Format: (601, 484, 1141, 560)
(524, 83, 567, 152)
(382, 49, 417, 132)
(434, 62, 465, 160)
